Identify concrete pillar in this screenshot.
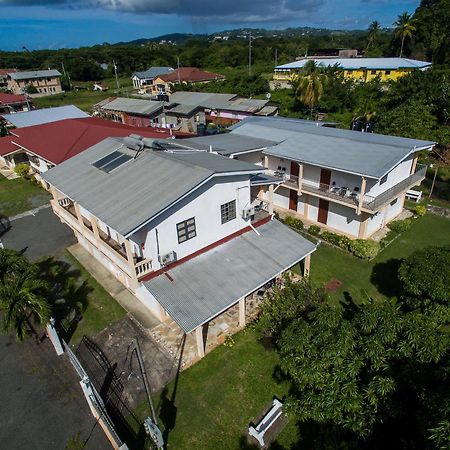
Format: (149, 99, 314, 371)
(303, 194, 309, 220)
(195, 326, 205, 358)
(297, 163, 303, 194)
(303, 254, 311, 277)
(263, 155, 269, 168)
(358, 213, 370, 239)
(268, 184, 274, 214)
(357, 177, 366, 215)
(73, 202, 86, 229)
(238, 298, 246, 328)
(90, 216, 101, 243)
(410, 156, 418, 175)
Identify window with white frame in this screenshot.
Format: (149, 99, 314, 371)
(221, 200, 236, 224)
(177, 217, 196, 243)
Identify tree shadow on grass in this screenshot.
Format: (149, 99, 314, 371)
(370, 259, 403, 298)
(36, 256, 92, 341)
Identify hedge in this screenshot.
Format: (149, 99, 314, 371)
(14, 163, 30, 178)
(284, 215, 304, 231)
(308, 225, 321, 236)
(349, 239, 380, 259)
(388, 218, 412, 233)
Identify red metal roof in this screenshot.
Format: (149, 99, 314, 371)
(0, 117, 175, 164)
(0, 93, 27, 105)
(158, 67, 225, 83)
(0, 69, 17, 76)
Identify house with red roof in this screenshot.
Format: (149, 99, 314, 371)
(149, 67, 225, 95)
(0, 116, 175, 183)
(0, 93, 30, 114)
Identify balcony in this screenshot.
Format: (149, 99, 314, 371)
(250, 198, 272, 224)
(269, 165, 427, 212)
(54, 198, 153, 278)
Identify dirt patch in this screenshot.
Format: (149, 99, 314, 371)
(325, 278, 342, 293)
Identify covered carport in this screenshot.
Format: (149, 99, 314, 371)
(144, 219, 317, 358)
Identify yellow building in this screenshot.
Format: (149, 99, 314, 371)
(273, 57, 431, 85)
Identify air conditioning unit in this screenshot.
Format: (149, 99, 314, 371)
(242, 206, 255, 220)
(159, 250, 177, 266)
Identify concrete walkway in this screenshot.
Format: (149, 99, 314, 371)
(0, 165, 19, 180)
(9, 203, 51, 222)
(68, 243, 160, 330)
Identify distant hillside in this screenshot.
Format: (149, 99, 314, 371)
(116, 26, 367, 46)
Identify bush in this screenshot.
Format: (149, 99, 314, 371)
(284, 215, 304, 231)
(388, 218, 412, 233)
(320, 231, 351, 250)
(349, 239, 380, 259)
(414, 205, 426, 217)
(308, 225, 321, 236)
(14, 163, 30, 178)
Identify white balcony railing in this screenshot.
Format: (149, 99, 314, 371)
(267, 165, 427, 212)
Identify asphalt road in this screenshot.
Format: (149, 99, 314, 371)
(0, 334, 110, 450)
(1, 207, 76, 260)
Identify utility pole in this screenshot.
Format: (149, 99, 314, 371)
(61, 61, 71, 91)
(429, 164, 439, 199)
(113, 60, 120, 91)
(248, 32, 252, 76)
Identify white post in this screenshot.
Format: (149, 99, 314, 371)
(195, 326, 205, 358)
(268, 184, 274, 215)
(239, 298, 246, 328)
(303, 254, 311, 277)
(357, 177, 366, 215)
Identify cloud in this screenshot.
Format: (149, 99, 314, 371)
(0, 0, 325, 22)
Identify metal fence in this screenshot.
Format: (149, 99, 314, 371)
(63, 340, 128, 450)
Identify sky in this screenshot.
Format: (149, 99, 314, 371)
(0, 0, 420, 51)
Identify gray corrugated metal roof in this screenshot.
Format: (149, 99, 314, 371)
(144, 219, 316, 332)
(132, 67, 173, 80)
(1, 105, 88, 128)
(9, 69, 62, 80)
(168, 91, 270, 113)
(43, 137, 262, 236)
(229, 117, 435, 178)
(275, 57, 432, 71)
(174, 133, 277, 156)
(101, 97, 165, 116)
(165, 103, 200, 116)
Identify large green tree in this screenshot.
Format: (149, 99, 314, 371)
(366, 20, 381, 51)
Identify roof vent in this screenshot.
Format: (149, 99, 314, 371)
(123, 136, 144, 152)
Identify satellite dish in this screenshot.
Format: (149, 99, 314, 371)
(265, 92, 271, 99)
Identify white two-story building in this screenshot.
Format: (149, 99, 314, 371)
(174, 117, 435, 239)
(43, 135, 316, 357)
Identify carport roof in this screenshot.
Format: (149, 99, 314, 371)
(144, 219, 316, 333)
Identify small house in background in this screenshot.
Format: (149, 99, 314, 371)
(7, 69, 63, 96)
(149, 67, 225, 95)
(94, 97, 167, 129)
(131, 66, 174, 90)
(0, 93, 31, 114)
(0, 69, 17, 88)
(93, 82, 108, 92)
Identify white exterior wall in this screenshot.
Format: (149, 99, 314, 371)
(327, 202, 360, 237)
(366, 211, 384, 236)
(365, 156, 413, 197)
(134, 285, 165, 320)
(29, 156, 49, 174)
(233, 151, 264, 166)
(131, 175, 251, 270)
(384, 195, 404, 222)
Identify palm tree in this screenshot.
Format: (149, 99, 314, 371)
(366, 21, 381, 50)
(293, 61, 327, 116)
(394, 12, 416, 58)
(0, 264, 50, 341)
(0, 248, 28, 284)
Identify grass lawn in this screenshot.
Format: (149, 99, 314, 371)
(62, 251, 126, 345)
(311, 213, 450, 303)
(33, 77, 134, 112)
(132, 328, 299, 449)
(129, 213, 450, 449)
(0, 174, 50, 217)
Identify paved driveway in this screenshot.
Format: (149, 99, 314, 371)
(1, 207, 76, 260)
(0, 334, 109, 450)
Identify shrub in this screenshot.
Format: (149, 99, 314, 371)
(14, 163, 30, 178)
(414, 205, 426, 217)
(284, 215, 304, 231)
(349, 239, 380, 259)
(321, 231, 352, 251)
(388, 218, 412, 233)
(308, 225, 321, 236)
